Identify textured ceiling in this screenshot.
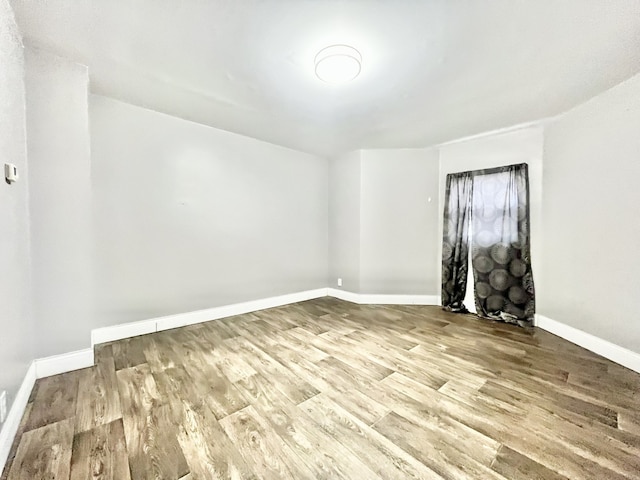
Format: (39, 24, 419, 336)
(10, 0, 640, 156)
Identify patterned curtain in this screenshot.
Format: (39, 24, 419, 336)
(471, 164, 535, 325)
(441, 163, 535, 325)
(441, 172, 473, 312)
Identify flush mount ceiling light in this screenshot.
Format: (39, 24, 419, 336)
(314, 44, 362, 84)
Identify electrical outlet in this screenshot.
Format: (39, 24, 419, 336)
(0, 390, 7, 423)
(337, 278, 342, 287)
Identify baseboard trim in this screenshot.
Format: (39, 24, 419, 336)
(92, 288, 442, 346)
(327, 288, 361, 303)
(327, 288, 440, 306)
(91, 319, 157, 346)
(0, 347, 96, 474)
(535, 314, 640, 374)
(0, 362, 36, 475)
(34, 349, 95, 379)
(91, 288, 330, 345)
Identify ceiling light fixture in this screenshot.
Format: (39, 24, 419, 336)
(314, 44, 362, 84)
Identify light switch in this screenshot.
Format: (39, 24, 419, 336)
(4, 163, 18, 184)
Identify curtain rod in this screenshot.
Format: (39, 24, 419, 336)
(447, 162, 528, 178)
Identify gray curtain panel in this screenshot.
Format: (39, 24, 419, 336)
(441, 163, 535, 325)
(441, 172, 473, 313)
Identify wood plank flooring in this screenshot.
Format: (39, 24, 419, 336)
(3, 297, 640, 479)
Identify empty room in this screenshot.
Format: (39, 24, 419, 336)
(1, 0, 640, 478)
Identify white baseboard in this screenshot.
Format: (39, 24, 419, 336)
(359, 293, 441, 305)
(327, 288, 440, 306)
(92, 288, 441, 346)
(92, 288, 330, 345)
(91, 319, 157, 346)
(34, 348, 95, 379)
(155, 288, 329, 332)
(0, 362, 36, 475)
(0, 348, 95, 474)
(327, 288, 361, 303)
(535, 314, 640, 374)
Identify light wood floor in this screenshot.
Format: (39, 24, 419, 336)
(2, 298, 640, 479)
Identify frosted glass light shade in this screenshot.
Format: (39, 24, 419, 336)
(314, 45, 362, 84)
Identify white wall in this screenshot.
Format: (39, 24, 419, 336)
(90, 95, 329, 326)
(438, 126, 544, 311)
(0, 0, 34, 419)
(25, 47, 93, 358)
(328, 151, 362, 292)
(542, 72, 640, 353)
(2, 13, 638, 398)
(360, 149, 440, 294)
